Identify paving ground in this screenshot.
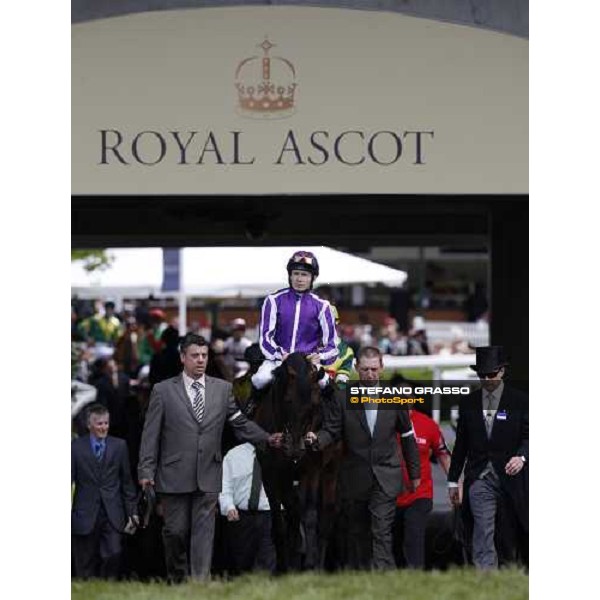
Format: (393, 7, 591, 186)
(432, 423, 456, 511)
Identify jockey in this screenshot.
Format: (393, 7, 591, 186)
(252, 250, 339, 390)
(324, 305, 355, 389)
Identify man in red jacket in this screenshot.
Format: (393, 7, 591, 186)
(395, 409, 451, 568)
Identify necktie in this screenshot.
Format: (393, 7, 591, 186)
(191, 381, 205, 423)
(94, 441, 104, 460)
(248, 455, 262, 511)
(484, 393, 494, 437)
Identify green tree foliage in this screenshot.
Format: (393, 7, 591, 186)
(71, 249, 114, 272)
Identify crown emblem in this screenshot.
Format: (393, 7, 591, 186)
(235, 38, 297, 118)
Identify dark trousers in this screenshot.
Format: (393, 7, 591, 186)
(393, 498, 433, 569)
(341, 481, 397, 570)
(72, 506, 123, 579)
(225, 510, 276, 574)
(159, 491, 218, 582)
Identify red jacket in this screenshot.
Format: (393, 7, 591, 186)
(397, 410, 450, 507)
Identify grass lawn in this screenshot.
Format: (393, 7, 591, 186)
(358, 368, 433, 381)
(72, 569, 528, 600)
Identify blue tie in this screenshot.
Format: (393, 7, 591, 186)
(94, 441, 104, 460)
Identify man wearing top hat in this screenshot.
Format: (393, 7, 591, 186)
(448, 346, 528, 569)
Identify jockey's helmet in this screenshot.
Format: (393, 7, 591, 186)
(286, 250, 320, 278)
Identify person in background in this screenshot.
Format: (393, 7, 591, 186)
(207, 337, 235, 382)
(408, 316, 430, 356)
(72, 341, 93, 383)
(136, 322, 154, 369)
(149, 326, 182, 387)
(145, 309, 169, 355)
(353, 312, 374, 350)
(324, 305, 355, 388)
(232, 343, 266, 417)
(219, 442, 276, 574)
(464, 283, 489, 323)
(78, 301, 123, 345)
(90, 358, 131, 441)
(72, 404, 139, 579)
(224, 318, 253, 379)
(378, 317, 409, 357)
(394, 409, 451, 569)
(388, 284, 411, 334)
(114, 317, 141, 378)
(72, 306, 85, 342)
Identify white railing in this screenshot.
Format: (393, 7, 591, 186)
(421, 320, 489, 347)
(383, 354, 475, 370)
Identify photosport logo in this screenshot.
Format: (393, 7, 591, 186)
(235, 37, 298, 119)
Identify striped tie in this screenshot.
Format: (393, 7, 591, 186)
(191, 380, 205, 423)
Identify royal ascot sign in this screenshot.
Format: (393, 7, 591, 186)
(72, 7, 528, 194)
(99, 127, 434, 167)
(99, 38, 433, 168)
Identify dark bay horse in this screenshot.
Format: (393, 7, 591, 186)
(252, 352, 341, 572)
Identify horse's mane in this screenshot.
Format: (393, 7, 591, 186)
(259, 353, 318, 433)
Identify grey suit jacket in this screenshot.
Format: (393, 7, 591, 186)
(71, 435, 138, 535)
(138, 374, 269, 494)
(317, 391, 421, 501)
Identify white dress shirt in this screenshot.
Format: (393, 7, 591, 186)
(365, 404, 378, 436)
(219, 443, 271, 515)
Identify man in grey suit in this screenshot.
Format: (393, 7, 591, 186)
(306, 346, 421, 569)
(138, 333, 282, 582)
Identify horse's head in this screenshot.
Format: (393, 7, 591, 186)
(272, 352, 321, 460)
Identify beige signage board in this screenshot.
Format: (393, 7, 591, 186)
(72, 7, 528, 195)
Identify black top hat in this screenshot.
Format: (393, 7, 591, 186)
(469, 346, 509, 373)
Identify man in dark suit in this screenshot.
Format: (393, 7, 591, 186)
(138, 333, 283, 582)
(71, 404, 139, 579)
(306, 346, 421, 569)
(90, 358, 131, 440)
(149, 325, 183, 387)
(448, 346, 528, 569)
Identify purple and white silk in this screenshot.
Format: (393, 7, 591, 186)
(258, 288, 339, 366)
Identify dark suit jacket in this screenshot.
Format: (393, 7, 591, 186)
(138, 374, 269, 494)
(71, 435, 138, 535)
(448, 385, 528, 525)
(92, 373, 131, 439)
(317, 390, 421, 500)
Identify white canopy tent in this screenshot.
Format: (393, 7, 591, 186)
(72, 246, 407, 297)
(72, 246, 407, 331)
(72, 248, 164, 299)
